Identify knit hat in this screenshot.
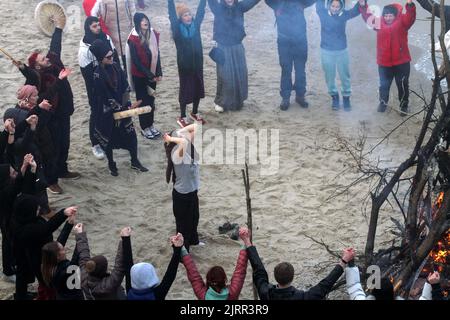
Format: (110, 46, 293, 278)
(17, 85, 38, 101)
(28, 51, 40, 69)
(89, 39, 111, 62)
(130, 262, 160, 290)
(176, 3, 191, 19)
(382, 4, 398, 16)
(86, 255, 108, 278)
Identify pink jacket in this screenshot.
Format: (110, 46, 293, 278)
(182, 249, 248, 300)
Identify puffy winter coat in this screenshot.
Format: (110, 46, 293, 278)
(360, 2, 416, 67)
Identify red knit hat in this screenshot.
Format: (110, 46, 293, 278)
(28, 52, 40, 69)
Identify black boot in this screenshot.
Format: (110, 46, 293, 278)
(280, 97, 290, 111)
(131, 159, 149, 172)
(343, 96, 351, 111)
(377, 102, 387, 112)
(331, 95, 340, 110)
(400, 101, 408, 116)
(295, 95, 309, 108)
(108, 161, 118, 177)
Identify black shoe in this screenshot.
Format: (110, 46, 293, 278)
(377, 102, 387, 112)
(108, 162, 118, 177)
(343, 96, 351, 111)
(400, 102, 408, 117)
(280, 98, 290, 111)
(296, 96, 309, 108)
(131, 160, 149, 172)
(331, 95, 340, 110)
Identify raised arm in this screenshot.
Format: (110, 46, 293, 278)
(49, 27, 63, 58)
(316, 0, 327, 15)
(246, 245, 271, 300)
(227, 249, 248, 300)
(56, 221, 74, 247)
(155, 246, 182, 300)
(208, 0, 221, 14)
(424, 272, 444, 300)
(304, 265, 344, 300)
(181, 247, 208, 299)
(195, 0, 207, 26)
(168, 0, 180, 32)
(15, 62, 40, 87)
(74, 225, 91, 272)
(358, 0, 372, 23)
(344, 2, 361, 20)
(402, 1, 416, 30)
(239, 0, 261, 13)
(304, 248, 354, 300)
(24, 208, 70, 242)
(345, 266, 367, 300)
(120, 227, 133, 293)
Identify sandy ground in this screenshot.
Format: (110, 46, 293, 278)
(0, 0, 437, 299)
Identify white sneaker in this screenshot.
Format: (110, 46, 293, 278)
(214, 104, 224, 113)
(198, 241, 206, 246)
(3, 274, 16, 283)
(141, 127, 155, 139)
(150, 126, 161, 136)
(92, 145, 105, 160)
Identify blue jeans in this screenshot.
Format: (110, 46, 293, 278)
(320, 48, 351, 97)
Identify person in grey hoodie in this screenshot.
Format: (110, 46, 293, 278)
(125, 232, 184, 300)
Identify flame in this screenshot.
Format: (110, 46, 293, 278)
(436, 192, 445, 209)
(428, 229, 450, 266)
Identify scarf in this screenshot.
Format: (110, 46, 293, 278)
(179, 22, 196, 39)
(126, 28, 159, 77)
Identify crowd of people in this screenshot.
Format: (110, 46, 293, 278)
(0, 0, 448, 300)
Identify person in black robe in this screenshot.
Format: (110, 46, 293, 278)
(90, 39, 148, 176)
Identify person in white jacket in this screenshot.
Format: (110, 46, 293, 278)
(345, 264, 444, 300)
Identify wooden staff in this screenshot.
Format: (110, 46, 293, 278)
(113, 106, 152, 120)
(242, 162, 258, 300)
(0, 47, 18, 64)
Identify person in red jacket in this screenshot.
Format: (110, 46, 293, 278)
(359, 0, 416, 115)
(181, 226, 249, 300)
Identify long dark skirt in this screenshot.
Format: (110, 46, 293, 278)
(172, 189, 199, 251)
(215, 43, 248, 111)
(179, 71, 205, 105)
